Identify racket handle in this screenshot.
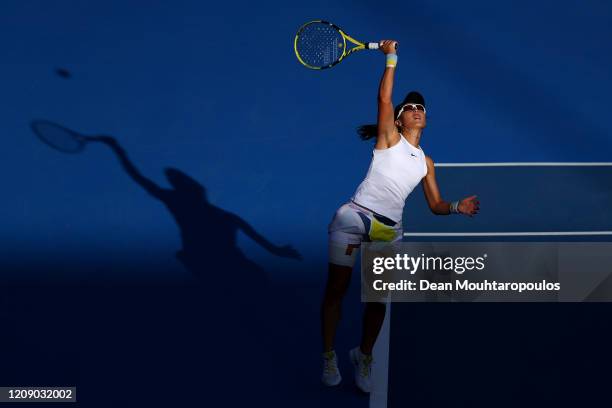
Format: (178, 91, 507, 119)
(368, 42, 398, 50)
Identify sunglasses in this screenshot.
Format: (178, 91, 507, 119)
(397, 103, 426, 118)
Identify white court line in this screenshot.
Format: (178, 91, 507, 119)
(404, 231, 612, 237)
(436, 162, 612, 167)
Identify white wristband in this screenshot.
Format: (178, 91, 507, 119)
(386, 53, 397, 68)
(450, 201, 460, 214)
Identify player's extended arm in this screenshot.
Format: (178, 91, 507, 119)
(422, 156, 479, 216)
(376, 40, 400, 150)
(93, 136, 166, 200)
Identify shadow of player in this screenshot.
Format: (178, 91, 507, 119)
(96, 136, 300, 302)
(92, 136, 304, 398)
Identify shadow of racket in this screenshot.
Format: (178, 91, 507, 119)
(30, 120, 102, 153)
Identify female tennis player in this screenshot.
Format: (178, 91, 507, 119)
(320, 40, 479, 392)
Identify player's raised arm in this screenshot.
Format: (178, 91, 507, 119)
(422, 156, 480, 216)
(376, 40, 400, 149)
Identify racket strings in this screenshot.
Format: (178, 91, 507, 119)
(296, 23, 344, 67)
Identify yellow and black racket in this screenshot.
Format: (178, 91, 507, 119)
(294, 20, 381, 70)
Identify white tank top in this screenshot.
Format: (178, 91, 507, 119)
(351, 135, 428, 222)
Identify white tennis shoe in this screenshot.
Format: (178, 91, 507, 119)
(350, 347, 373, 393)
(321, 350, 342, 386)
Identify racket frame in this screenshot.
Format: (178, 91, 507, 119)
(294, 20, 379, 70)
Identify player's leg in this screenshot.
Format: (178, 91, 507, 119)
(321, 262, 353, 353)
(321, 203, 365, 386)
(320, 262, 352, 386)
(351, 218, 403, 393)
(347, 302, 386, 392)
(360, 302, 386, 355)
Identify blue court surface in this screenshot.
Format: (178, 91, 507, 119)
(1, 1, 611, 407)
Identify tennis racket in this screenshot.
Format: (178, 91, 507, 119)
(30, 120, 97, 153)
(294, 20, 383, 70)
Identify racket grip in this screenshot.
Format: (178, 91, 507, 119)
(369, 42, 398, 50)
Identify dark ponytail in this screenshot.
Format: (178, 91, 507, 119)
(357, 123, 403, 141)
(357, 124, 378, 141)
